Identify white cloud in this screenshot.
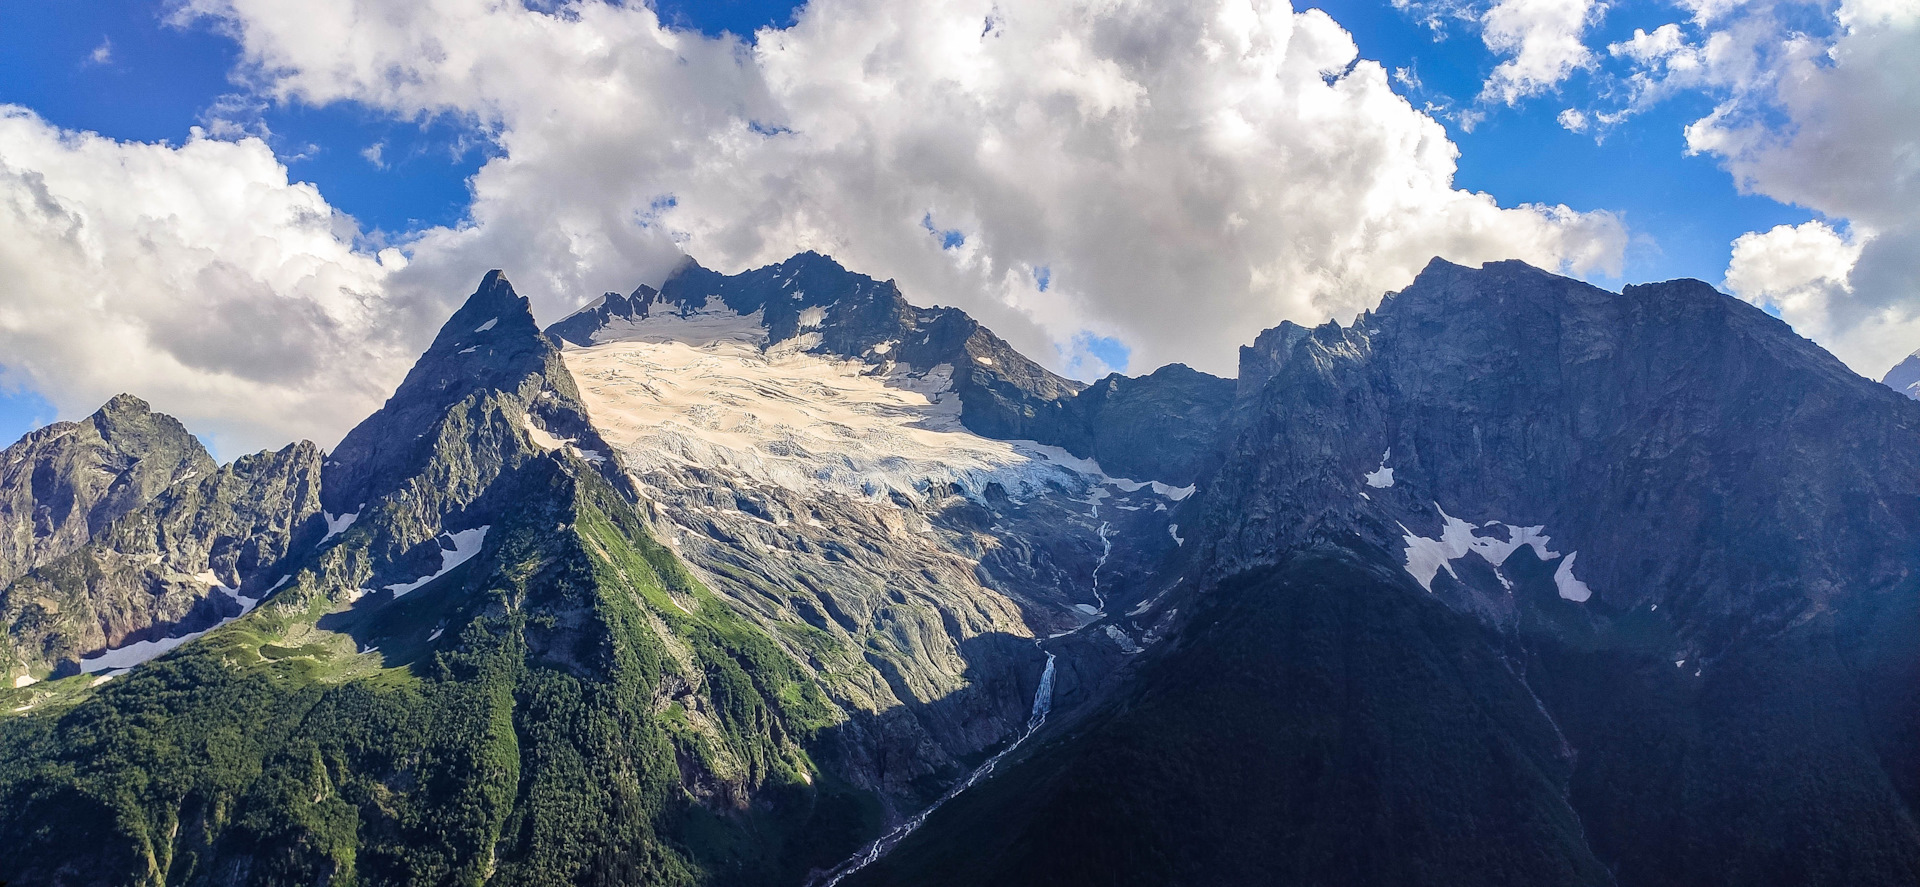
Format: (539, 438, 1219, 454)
(1, 0, 1632, 453)
(0, 106, 414, 453)
(1724, 220, 1864, 332)
(88, 38, 114, 67)
(182, 0, 1623, 383)
(1479, 0, 1607, 105)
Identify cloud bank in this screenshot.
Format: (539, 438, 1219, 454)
(4, 0, 1632, 450)
(0, 107, 413, 452)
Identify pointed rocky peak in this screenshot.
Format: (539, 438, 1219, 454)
(1235, 320, 1312, 410)
(85, 393, 207, 458)
(323, 270, 604, 519)
(423, 269, 542, 356)
(0, 394, 213, 586)
(94, 392, 152, 419)
(1882, 349, 1920, 400)
(546, 283, 662, 347)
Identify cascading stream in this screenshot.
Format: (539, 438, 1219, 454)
(1090, 520, 1114, 611)
(812, 652, 1058, 887)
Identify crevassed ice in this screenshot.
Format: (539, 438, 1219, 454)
(558, 302, 1192, 507)
(1398, 502, 1591, 602)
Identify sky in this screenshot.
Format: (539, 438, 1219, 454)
(0, 0, 1913, 456)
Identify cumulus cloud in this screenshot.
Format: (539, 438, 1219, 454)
(1724, 220, 1863, 333)
(178, 0, 1622, 385)
(1479, 0, 1606, 104)
(0, 0, 1632, 452)
(0, 106, 417, 453)
(1605, 0, 1920, 376)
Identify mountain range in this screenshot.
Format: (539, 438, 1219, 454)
(2, 252, 1916, 886)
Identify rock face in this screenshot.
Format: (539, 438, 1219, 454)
(0, 394, 214, 586)
(0, 395, 329, 685)
(6, 255, 1920, 887)
(1040, 363, 1234, 486)
(546, 255, 1194, 808)
(1201, 260, 1920, 643)
(1, 440, 323, 680)
(855, 259, 1920, 887)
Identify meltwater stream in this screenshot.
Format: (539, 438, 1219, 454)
(812, 652, 1058, 886)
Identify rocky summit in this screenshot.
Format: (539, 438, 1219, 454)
(2, 254, 1918, 887)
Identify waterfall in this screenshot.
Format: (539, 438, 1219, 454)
(813, 652, 1058, 886)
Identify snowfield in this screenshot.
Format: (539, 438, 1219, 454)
(560, 299, 1184, 507)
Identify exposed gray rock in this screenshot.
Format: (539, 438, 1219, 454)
(0, 394, 214, 586)
(1043, 363, 1234, 486)
(1196, 258, 1920, 654)
(547, 262, 1191, 812)
(1, 440, 323, 679)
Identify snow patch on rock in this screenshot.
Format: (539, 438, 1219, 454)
(523, 414, 608, 464)
(78, 573, 263, 673)
(1364, 448, 1395, 488)
(1397, 503, 1593, 602)
(1553, 551, 1592, 602)
(474, 317, 498, 333)
(322, 510, 359, 542)
(386, 527, 489, 597)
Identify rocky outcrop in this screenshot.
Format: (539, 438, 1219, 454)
(861, 258, 1920, 886)
(548, 263, 1188, 812)
(0, 394, 214, 586)
(1040, 363, 1234, 486)
(1199, 258, 1920, 650)
(2, 440, 323, 679)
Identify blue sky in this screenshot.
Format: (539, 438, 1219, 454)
(0, 0, 1878, 452)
